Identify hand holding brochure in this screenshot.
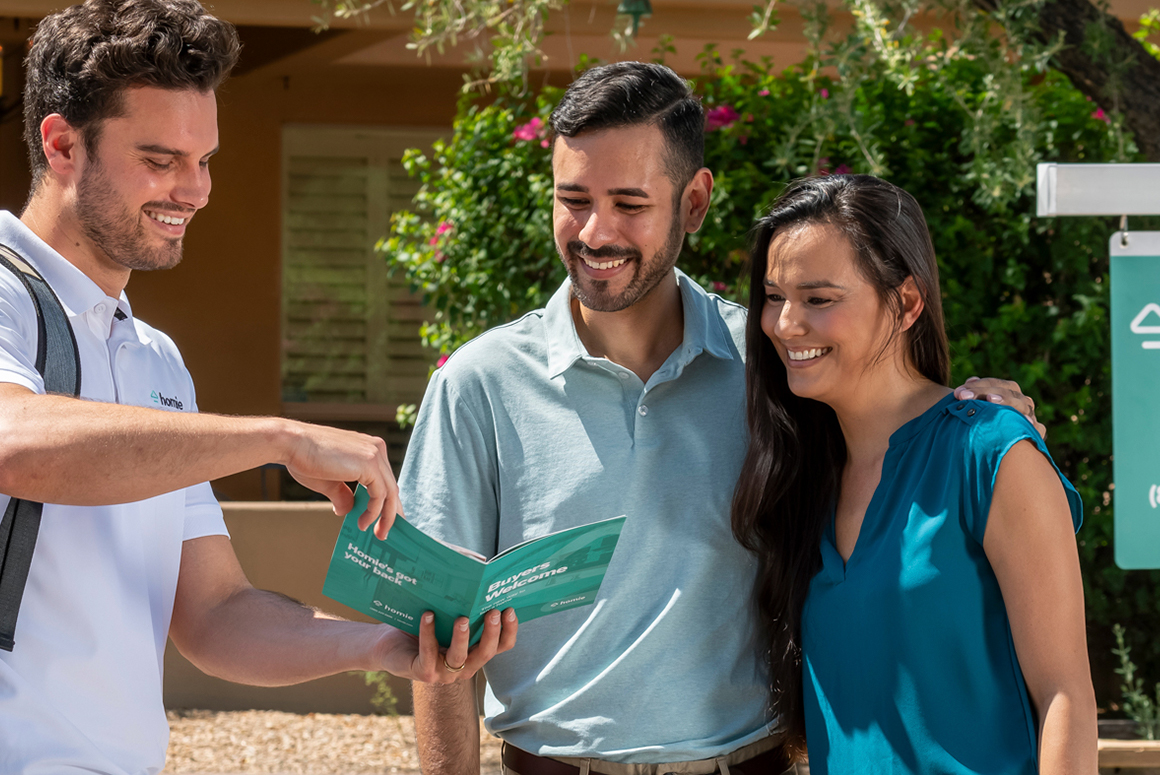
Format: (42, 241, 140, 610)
(322, 486, 626, 647)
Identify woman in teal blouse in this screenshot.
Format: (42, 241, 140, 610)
(731, 175, 1096, 773)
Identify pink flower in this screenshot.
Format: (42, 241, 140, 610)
(759, 89, 771, 97)
(833, 164, 852, 175)
(1092, 108, 1110, 123)
(816, 157, 831, 174)
(541, 138, 550, 148)
(428, 236, 439, 246)
(434, 250, 445, 263)
(706, 105, 741, 131)
(712, 281, 727, 292)
(820, 88, 829, 99)
(904, 118, 916, 127)
(436, 221, 453, 235)
(513, 117, 545, 141)
(436, 355, 449, 368)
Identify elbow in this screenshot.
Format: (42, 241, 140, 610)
(0, 393, 38, 496)
(1033, 679, 1098, 733)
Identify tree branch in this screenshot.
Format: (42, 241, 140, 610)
(973, 0, 1160, 161)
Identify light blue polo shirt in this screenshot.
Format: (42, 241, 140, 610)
(399, 270, 773, 762)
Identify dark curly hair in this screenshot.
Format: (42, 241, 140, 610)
(23, 0, 240, 188)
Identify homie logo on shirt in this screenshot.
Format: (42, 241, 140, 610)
(151, 390, 184, 411)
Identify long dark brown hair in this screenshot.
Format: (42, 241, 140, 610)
(731, 174, 950, 753)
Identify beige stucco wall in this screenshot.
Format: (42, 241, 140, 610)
(163, 502, 415, 714)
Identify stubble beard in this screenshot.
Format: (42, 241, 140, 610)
(75, 158, 185, 273)
(560, 210, 686, 313)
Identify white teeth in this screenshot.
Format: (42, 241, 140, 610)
(582, 257, 627, 271)
(788, 348, 830, 361)
(146, 211, 186, 226)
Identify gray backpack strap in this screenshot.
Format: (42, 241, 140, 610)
(0, 243, 81, 651)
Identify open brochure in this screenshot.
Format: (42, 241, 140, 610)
(322, 486, 627, 647)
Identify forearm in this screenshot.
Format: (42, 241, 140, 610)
(0, 389, 293, 504)
(414, 680, 481, 774)
(1037, 689, 1099, 774)
(173, 587, 384, 686)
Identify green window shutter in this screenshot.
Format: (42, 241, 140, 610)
(281, 127, 443, 410)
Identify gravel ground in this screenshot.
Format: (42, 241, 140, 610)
(164, 711, 503, 775)
(162, 713, 1160, 775)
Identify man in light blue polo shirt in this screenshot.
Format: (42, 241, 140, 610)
(402, 62, 1038, 775)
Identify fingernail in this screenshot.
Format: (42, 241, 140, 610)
(960, 390, 975, 400)
(423, 612, 434, 623)
(489, 610, 500, 624)
(966, 376, 979, 382)
(505, 609, 516, 621)
(987, 394, 1003, 402)
(458, 620, 468, 631)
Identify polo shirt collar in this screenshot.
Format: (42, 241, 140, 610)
(545, 268, 735, 379)
(0, 211, 137, 340)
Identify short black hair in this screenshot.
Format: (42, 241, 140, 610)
(550, 61, 704, 194)
(23, 0, 240, 189)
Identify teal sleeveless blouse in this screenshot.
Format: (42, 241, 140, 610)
(801, 394, 1082, 774)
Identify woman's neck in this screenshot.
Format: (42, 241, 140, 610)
(831, 371, 951, 468)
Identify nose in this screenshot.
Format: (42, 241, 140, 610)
(576, 205, 616, 249)
(173, 160, 211, 211)
(775, 300, 808, 339)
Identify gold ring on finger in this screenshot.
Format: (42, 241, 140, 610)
(442, 653, 466, 673)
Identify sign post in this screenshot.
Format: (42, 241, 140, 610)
(1110, 232, 1160, 569)
(1037, 163, 1160, 569)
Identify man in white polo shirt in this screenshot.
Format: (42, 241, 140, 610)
(0, 1, 514, 773)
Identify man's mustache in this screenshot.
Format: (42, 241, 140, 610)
(567, 241, 641, 261)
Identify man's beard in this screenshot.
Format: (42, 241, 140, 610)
(560, 210, 686, 313)
(75, 160, 185, 273)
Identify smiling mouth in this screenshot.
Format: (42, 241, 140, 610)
(787, 347, 832, 361)
(144, 209, 189, 226)
(582, 256, 627, 270)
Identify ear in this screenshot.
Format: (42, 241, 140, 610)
(40, 114, 86, 179)
(898, 275, 925, 332)
(681, 167, 714, 234)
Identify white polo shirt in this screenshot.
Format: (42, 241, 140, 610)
(0, 211, 227, 775)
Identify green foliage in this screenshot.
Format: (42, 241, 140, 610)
(310, 0, 567, 91)
(381, 91, 562, 351)
(396, 402, 418, 429)
(362, 671, 399, 716)
(1114, 624, 1160, 738)
(385, 6, 1160, 704)
(1134, 9, 1160, 58)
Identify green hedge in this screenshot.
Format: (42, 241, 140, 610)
(384, 43, 1160, 707)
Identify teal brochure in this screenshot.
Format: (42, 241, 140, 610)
(322, 486, 627, 647)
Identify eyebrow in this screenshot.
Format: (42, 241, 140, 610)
(136, 143, 220, 159)
(763, 279, 849, 291)
(555, 183, 651, 198)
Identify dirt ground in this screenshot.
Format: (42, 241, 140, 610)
(164, 710, 503, 774)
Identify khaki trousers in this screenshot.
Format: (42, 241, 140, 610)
(501, 733, 804, 775)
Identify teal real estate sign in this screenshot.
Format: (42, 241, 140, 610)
(1111, 231, 1160, 569)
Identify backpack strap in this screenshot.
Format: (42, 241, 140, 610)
(0, 243, 81, 651)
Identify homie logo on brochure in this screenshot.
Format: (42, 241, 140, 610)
(322, 486, 627, 647)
